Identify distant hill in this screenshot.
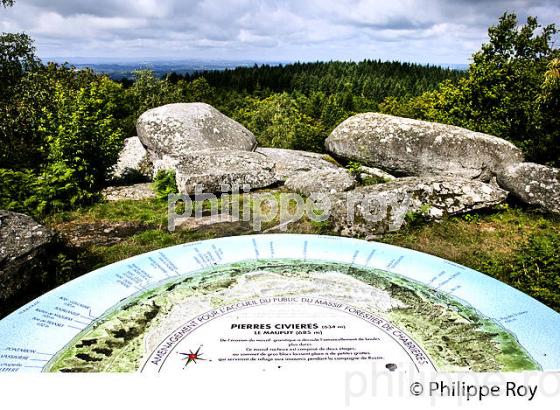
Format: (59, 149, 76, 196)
(45, 59, 286, 80)
(44, 58, 467, 80)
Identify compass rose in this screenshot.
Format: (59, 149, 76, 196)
(178, 345, 205, 368)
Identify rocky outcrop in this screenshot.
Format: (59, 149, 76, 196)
(133, 103, 278, 194)
(256, 147, 340, 180)
(324, 177, 507, 237)
(497, 163, 560, 214)
(0, 211, 57, 316)
(325, 113, 524, 181)
(285, 168, 356, 196)
(102, 183, 156, 201)
(165, 150, 279, 195)
(109, 136, 151, 181)
(104, 104, 556, 220)
(137, 103, 257, 160)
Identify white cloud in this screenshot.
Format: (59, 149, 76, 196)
(0, 0, 558, 63)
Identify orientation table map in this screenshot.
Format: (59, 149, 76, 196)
(1, 234, 559, 374)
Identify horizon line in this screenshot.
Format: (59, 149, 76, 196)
(39, 56, 470, 67)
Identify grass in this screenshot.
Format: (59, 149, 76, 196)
(45, 197, 560, 312)
(46, 198, 170, 226)
(83, 224, 261, 270)
(380, 205, 560, 311)
(380, 206, 555, 272)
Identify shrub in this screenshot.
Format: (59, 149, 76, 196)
(346, 161, 362, 176)
(153, 170, 178, 201)
(0, 168, 35, 212)
(0, 163, 95, 217)
(475, 231, 560, 311)
(40, 76, 125, 189)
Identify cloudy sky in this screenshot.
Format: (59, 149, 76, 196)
(1, 0, 559, 64)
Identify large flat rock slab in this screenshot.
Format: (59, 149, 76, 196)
(325, 177, 507, 236)
(154, 150, 279, 194)
(325, 113, 524, 181)
(256, 147, 340, 180)
(285, 168, 356, 196)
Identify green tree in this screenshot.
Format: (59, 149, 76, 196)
(1, 65, 125, 216)
(0, 33, 42, 169)
(538, 58, 560, 160)
(380, 13, 560, 165)
(184, 77, 214, 103)
(0, 33, 39, 94)
(465, 13, 558, 161)
(39, 75, 125, 189)
(235, 93, 323, 151)
(122, 70, 184, 136)
(320, 94, 350, 129)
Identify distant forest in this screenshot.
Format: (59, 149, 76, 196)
(173, 60, 463, 100)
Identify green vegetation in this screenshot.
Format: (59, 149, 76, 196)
(404, 204, 432, 227)
(381, 206, 560, 312)
(0, 46, 126, 216)
(346, 161, 362, 177)
(152, 170, 178, 201)
(346, 161, 391, 185)
(380, 13, 560, 166)
(0, 0, 464, 217)
(2, 9, 558, 218)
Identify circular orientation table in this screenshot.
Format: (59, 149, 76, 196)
(1, 234, 558, 373)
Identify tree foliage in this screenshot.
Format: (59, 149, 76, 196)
(0, 33, 38, 94)
(380, 13, 560, 165)
(39, 75, 125, 189)
(0, 33, 126, 215)
(181, 60, 462, 103)
(235, 93, 323, 152)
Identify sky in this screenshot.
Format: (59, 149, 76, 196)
(1, 0, 559, 64)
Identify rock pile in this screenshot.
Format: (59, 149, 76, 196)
(326, 112, 560, 216)
(7, 105, 559, 316)
(135, 103, 275, 194)
(112, 102, 356, 196)
(107, 105, 559, 233)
